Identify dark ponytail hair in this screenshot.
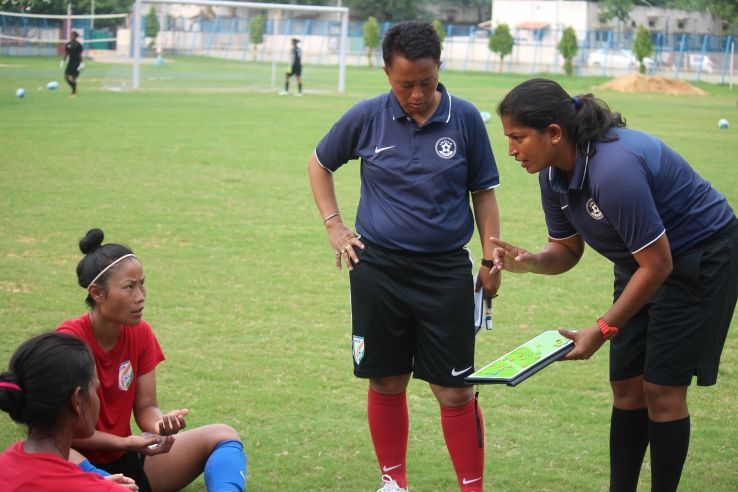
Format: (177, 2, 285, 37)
(497, 78, 626, 156)
(76, 228, 135, 308)
(0, 332, 95, 435)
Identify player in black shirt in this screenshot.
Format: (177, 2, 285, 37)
(62, 31, 83, 96)
(280, 38, 302, 96)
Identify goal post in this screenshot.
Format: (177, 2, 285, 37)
(131, 0, 349, 92)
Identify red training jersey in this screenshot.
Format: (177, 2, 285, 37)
(56, 313, 165, 464)
(0, 441, 128, 491)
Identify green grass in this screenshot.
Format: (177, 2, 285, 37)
(1, 55, 737, 491)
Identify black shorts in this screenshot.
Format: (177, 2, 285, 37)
(610, 218, 738, 386)
(65, 63, 80, 77)
(94, 452, 152, 492)
(287, 64, 301, 77)
(349, 241, 476, 387)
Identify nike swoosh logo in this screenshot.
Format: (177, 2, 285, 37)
(462, 477, 482, 485)
(374, 145, 395, 154)
(382, 464, 402, 472)
(451, 366, 472, 376)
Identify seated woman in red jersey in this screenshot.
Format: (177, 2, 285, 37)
(56, 228, 246, 492)
(0, 332, 136, 491)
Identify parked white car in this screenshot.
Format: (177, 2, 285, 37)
(588, 49, 655, 70)
(687, 54, 716, 73)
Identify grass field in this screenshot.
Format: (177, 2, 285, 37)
(1, 56, 737, 491)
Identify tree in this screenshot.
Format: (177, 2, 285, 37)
(703, 0, 738, 32)
(145, 6, 160, 40)
(432, 19, 446, 50)
(344, 0, 428, 22)
(597, 0, 634, 24)
(488, 23, 513, 73)
(249, 14, 265, 61)
(363, 16, 380, 67)
(557, 26, 578, 76)
(632, 25, 654, 74)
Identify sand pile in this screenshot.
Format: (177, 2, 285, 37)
(595, 73, 707, 96)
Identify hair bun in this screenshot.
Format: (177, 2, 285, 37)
(79, 228, 105, 254)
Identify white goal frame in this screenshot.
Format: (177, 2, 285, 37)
(132, 0, 349, 92)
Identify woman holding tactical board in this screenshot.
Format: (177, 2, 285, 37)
(490, 78, 737, 492)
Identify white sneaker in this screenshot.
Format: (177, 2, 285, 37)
(377, 474, 407, 492)
(294, 92, 303, 97)
(278, 90, 289, 95)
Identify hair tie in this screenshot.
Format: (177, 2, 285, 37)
(0, 382, 22, 392)
(86, 253, 137, 290)
(572, 96, 581, 109)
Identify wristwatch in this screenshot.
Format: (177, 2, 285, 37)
(597, 317, 620, 340)
(481, 258, 494, 268)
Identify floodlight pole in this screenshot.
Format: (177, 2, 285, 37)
(132, 0, 142, 89)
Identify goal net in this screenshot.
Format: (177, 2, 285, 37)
(129, 0, 349, 93)
(0, 10, 128, 56)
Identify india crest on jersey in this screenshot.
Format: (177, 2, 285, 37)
(353, 335, 365, 365)
(118, 360, 133, 391)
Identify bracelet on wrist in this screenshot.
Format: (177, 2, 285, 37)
(597, 317, 620, 340)
(323, 211, 340, 225)
(481, 258, 494, 268)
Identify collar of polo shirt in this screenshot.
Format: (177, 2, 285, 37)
(388, 82, 452, 125)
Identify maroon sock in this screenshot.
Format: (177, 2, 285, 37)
(367, 388, 408, 488)
(441, 398, 485, 491)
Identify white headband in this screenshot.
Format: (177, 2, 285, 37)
(86, 254, 137, 290)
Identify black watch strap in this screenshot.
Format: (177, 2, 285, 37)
(481, 258, 494, 268)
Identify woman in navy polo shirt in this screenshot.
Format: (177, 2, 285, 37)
(308, 20, 500, 492)
(491, 78, 737, 492)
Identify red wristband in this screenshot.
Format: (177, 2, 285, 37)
(597, 318, 619, 340)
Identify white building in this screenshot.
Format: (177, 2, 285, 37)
(484, 0, 727, 72)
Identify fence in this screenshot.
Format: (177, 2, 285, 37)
(2, 12, 735, 85)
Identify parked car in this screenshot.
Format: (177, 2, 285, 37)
(687, 54, 716, 73)
(587, 49, 655, 70)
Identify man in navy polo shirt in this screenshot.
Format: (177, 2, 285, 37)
(493, 78, 737, 492)
(307, 20, 500, 492)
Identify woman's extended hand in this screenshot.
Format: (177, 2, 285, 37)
(157, 408, 188, 435)
(489, 237, 539, 274)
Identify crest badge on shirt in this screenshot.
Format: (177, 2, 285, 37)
(435, 137, 457, 159)
(586, 198, 604, 220)
(352, 335, 365, 365)
(118, 360, 133, 391)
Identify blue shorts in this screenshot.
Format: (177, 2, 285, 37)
(610, 218, 738, 386)
(349, 242, 476, 387)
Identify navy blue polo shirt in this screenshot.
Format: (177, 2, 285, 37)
(541, 127, 735, 268)
(315, 83, 499, 253)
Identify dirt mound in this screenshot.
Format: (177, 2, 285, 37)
(595, 73, 707, 96)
